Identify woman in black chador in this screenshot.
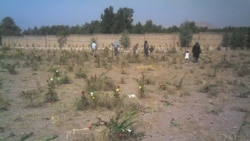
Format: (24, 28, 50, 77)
(144, 40, 149, 57)
(192, 42, 201, 63)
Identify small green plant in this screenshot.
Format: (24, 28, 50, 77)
(75, 68, 87, 79)
(170, 118, 179, 127)
(114, 85, 120, 99)
(149, 46, 155, 53)
(75, 91, 90, 110)
(43, 78, 58, 103)
(89, 105, 145, 141)
(137, 73, 146, 98)
(161, 100, 173, 106)
(159, 83, 166, 90)
(75, 90, 124, 110)
(55, 75, 71, 85)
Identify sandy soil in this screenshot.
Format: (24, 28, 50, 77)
(0, 47, 249, 141)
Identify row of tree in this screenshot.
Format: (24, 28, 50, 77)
(0, 6, 250, 48)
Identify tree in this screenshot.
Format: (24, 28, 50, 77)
(101, 6, 115, 33)
(113, 7, 134, 33)
(179, 21, 197, 47)
(166, 25, 179, 33)
(0, 17, 21, 36)
(230, 29, 245, 49)
(246, 27, 250, 49)
(120, 30, 130, 49)
(58, 35, 67, 49)
(143, 20, 154, 33)
(134, 22, 143, 34)
(222, 32, 231, 47)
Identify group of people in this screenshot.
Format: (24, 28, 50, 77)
(91, 40, 201, 63)
(91, 41, 119, 57)
(184, 42, 201, 63)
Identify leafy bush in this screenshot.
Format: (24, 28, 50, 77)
(137, 73, 146, 98)
(43, 78, 59, 103)
(89, 105, 145, 141)
(75, 90, 124, 111)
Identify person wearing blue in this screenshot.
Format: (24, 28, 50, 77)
(113, 42, 119, 56)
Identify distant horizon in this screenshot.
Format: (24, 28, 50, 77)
(1, 0, 250, 30)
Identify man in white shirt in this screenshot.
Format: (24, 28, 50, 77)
(91, 41, 97, 56)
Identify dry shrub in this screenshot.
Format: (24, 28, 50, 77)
(236, 65, 250, 77)
(75, 91, 125, 111)
(85, 75, 115, 92)
(0, 93, 10, 110)
(75, 68, 87, 79)
(21, 89, 43, 107)
(200, 82, 218, 97)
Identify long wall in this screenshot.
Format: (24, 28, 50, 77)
(1, 33, 222, 50)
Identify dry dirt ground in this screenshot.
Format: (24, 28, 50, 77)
(0, 47, 250, 141)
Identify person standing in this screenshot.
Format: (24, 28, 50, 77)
(184, 50, 190, 62)
(113, 42, 119, 56)
(192, 42, 201, 63)
(144, 40, 149, 57)
(91, 41, 97, 57)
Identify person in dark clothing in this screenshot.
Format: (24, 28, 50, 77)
(192, 42, 201, 63)
(144, 40, 149, 57)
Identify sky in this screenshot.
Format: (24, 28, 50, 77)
(0, 0, 250, 30)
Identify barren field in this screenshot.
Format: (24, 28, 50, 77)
(0, 46, 249, 141)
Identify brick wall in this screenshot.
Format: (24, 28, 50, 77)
(2, 33, 222, 50)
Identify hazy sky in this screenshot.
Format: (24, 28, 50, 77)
(0, 0, 250, 30)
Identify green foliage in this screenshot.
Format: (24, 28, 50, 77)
(142, 20, 165, 33)
(101, 6, 115, 33)
(179, 21, 197, 47)
(75, 92, 90, 110)
(90, 105, 145, 141)
(222, 32, 231, 47)
(55, 75, 71, 85)
(75, 90, 124, 110)
(113, 7, 134, 33)
(246, 27, 250, 49)
(0, 17, 21, 36)
(43, 80, 58, 103)
(75, 68, 87, 79)
(149, 45, 155, 53)
(120, 30, 130, 48)
(137, 73, 146, 98)
(230, 29, 245, 49)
